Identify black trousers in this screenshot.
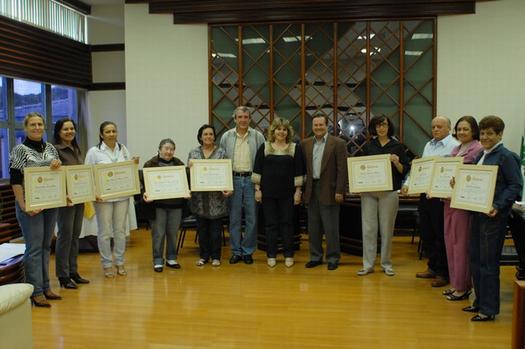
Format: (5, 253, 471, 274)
(196, 216, 222, 260)
(419, 196, 448, 278)
(262, 196, 294, 258)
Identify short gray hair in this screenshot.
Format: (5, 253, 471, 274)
(158, 138, 175, 150)
(232, 106, 251, 119)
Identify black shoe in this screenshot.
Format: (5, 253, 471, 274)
(462, 305, 479, 313)
(305, 260, 322, 268)
(70, 273, 90, 284)
(59, 277, 78, 289)
(229, 255, 242, 264)
(166, 261, 181, 269)
(516, 270, 525, 281)
(154, 266, 163, 272)
(243, 255, 254, 264)
(471, 314, 495, 322)
(446, 290, 471, 301)
(327, 262, 338, 270)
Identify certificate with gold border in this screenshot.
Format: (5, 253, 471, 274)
(190, 159, 233, 192)
(407, 157, 437, 195)
(450, 164, 498, 213)
(428, 157, 464, 198)
(24, 166, 67, 210)
(93, 161, 140, 200)
(143, 166, 190, 200)
(65, 165, 96, 204)
(347, 154, 393, 193)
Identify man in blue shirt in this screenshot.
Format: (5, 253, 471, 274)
(403, 116, 459, 287)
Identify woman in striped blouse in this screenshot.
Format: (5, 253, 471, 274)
(10, 112, 63, 307)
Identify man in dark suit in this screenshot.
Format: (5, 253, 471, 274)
(301, 113, 348, 270)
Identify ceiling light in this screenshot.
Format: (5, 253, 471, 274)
(411, 33, 433, 40)
(404, 50, 423, 56)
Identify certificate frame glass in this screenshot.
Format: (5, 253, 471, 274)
(428, 157, 464, 198)
(450, 164, 498, 213)
(347, 154, 393, 193)
(190, 159, 233, 192)
(65, 164, 96, 204)
(93, 160, 140, 200)
(24, 166, 67, 211)
(407, 157, 438, 195)
(143, 166, 190, 200)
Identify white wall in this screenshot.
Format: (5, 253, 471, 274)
(437, 0, 525, 153)
(87, 4, 127, 147)
(125, 4, 208, 164)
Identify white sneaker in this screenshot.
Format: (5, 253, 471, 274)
(357, 268, 374, 276)
(195, 258, 207, 266)
(384, 268, 395, 276)
(284, 257, 294, 268)
(211, 259, 221, 267)
(267, 258, 276, 267)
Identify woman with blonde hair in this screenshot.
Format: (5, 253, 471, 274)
(252, 117, 304, 268)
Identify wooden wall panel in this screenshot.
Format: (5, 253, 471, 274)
(0, 15, 91, 88)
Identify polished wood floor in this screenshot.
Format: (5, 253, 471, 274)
(31, 229, 515, 348)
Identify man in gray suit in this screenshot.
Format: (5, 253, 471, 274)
(301, 113, 348, 270)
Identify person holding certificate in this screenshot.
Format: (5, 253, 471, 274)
(142, 138, 186, 272)
(403, 116, 459, 288)
(53, 118, 90, 289)
(252, 118, 304, 268)
(188, 125, 231, 267)
(219, 106, 265, 265)
(357, 115, 410, 276)
(442, 116, 482, 301)
(9, 112, 63, 307)
(462, 115, 522, 321)
(85, 121, 137, 278)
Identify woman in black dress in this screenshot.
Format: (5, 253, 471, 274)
(252, 117, 304, 268)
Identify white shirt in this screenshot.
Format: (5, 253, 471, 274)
(85, 142, 131, 202)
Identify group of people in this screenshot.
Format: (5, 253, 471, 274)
(10, 109, 523, 324)
(10, 113, 136, 307)
(403, 115, 522, 322)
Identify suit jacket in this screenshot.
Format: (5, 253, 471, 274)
(301, 134, 348, 205)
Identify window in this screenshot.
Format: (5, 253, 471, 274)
(51, 85, 78, 124)
(14, 79, 45, 124)
(210, 19, 435, 156)
(0, 0, 87, 43)
(0, 75, 80, 179)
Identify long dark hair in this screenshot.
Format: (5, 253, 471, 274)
(97, 121, 121, 149)
(53, 117, 81, 152)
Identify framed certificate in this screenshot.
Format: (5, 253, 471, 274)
(143, 166, 190, 200)
(347, 154, 393, 193)
(93, 160, 140, 200)
(190, 159, 233, 192)
(428, 157, 464, 198)
(407, 157, 437, 195)
(450, 164, 498, 213)
(24, 166, 67, 211)
(64, 165, 96, 204)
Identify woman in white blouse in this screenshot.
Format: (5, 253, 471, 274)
(85, 121, 138, 278)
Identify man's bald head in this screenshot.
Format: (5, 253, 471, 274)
(431, 116, 451, 141)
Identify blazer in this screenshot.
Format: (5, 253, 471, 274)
(301, 134, 348, 205)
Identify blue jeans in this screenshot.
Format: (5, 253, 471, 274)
(470, 212, 508, 316)
(15, 203, 58, 296)
(56, 203, 84, 278)
(229, 176, 257, 256)
(150, 207, 182, 265)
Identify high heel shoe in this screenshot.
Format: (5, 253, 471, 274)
(446, 290, 471, 301)
(44, 289, 62, 300)
(70, 273, 90, 284)
(31, 295, 51, 308)
(59, 277, 78, 289)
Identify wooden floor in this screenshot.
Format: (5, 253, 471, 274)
(31, 229, 515, 349)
